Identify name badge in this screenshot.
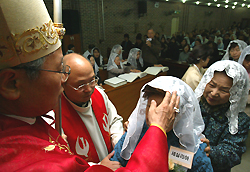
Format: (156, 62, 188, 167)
(169, 146, 194, 169)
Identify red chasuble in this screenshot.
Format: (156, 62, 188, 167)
(61, 88, 112, 163)
(0, 115, 169, 172)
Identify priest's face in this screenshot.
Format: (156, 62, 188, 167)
(63, 54, 96, 105)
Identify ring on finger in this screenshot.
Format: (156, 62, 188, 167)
(174, 107, 180, 113)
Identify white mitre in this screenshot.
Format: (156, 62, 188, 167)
(0, 0, 61, 69)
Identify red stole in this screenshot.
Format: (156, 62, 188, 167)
(61, 88, 112, 163)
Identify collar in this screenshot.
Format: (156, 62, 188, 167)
(193, 64, 202, 75)
(62, 93, 92, 113)
(4, 114, 36, 125)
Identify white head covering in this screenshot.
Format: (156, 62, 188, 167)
(91, 47, 104, 66)
(184, 36, 190, 45)
(195, 60, 249, 135)
(222, 40, 248, 60)
(217, 37, 224, 50)
(86, 54, 99, 75)
(238, 45, 250, 65)
(111, 44, 123, 60)
(127, 48, 143, 68)
(196, 35, 203, 44)
(107, 53, 123, 71)
(121, 76, 205, 160)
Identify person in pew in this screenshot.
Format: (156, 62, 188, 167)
(83, 44, 95, 58)
(195, 60, 250, 172)
(91, 47, 104, 66)
(206, 41, 220, 68)
(111, 76, 213, 172)
(60, 53, 123, 168)
(222, 39, 247, 61)
(238, 46, 250, 83)
(66, 44, 75, 54)
(107, 53, 131, 78)
(87, 54, 103, 85)
(111, 44, 123, 61)
(167, 37, 180, 61)
(0, 0, 180, 171)
(178, 44, 191, 62)
(217, 37, 224, 50)
(127, 48, 144, 72)
(182, 44, 213, 91)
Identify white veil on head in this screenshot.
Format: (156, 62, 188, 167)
(127, 48, 143, 68)
(86, 54, 99, 75)
(107, 52, 123, 71)
(111, 44, 123, 60)
(196, 35, 203, 44)
(195, 60, 249, 135)
(222, 40, 247, 60)
(91, 47, 104, 66)
(121, 76, 205, 160)
(238, 45, 250, 65)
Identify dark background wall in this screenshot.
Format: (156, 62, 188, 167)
(44, 0, 250, 60)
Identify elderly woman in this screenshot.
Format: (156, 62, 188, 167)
(222, 40, 247, 61)
(127, 48, 144, 72)
(111, 76, 213, 172)
(182, 44, 213, 91)
(195, 60, 250, 172)
(238, 46, 250, 77)
(111, 44, 123, 61)
(86, 54, 102, 85)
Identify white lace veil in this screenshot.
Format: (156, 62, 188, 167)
(222, 40, 247, 60)
(107, 52, 123, 71)
(86, 55, 99, 76)
(196, 35, 203, 44)
(195, 60, 249, 135)
(91, 47, 104, 66)
(127, 48, 143, 68)
(121, 76, 205, 160)
(238, 45, 250, 65)
(111, 44, 123, 60)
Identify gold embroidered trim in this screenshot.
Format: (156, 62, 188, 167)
(12, 20, 59, 56)
(44, 135, 73, 155)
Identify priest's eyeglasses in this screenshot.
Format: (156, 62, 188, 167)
(69, 76, 99, 91)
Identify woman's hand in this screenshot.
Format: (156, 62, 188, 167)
(130, 69, 141, 73)
(201, 138, 211, 157)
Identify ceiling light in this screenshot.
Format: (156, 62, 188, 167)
(225, 5, 228, 8)
(234, 2, 237, 5)
(242, 3, 245, 7)
(196, 1, 200, 5)
(208, 2, 211, 6)
(225, 0, 229, 3)
(248, 4, 250, 8)
(232, 5, 236, 9)
(217, 4, 221, 7)
(182, 0, 186, 3)
(214, 0, 217, 2)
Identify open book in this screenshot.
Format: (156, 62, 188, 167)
(104, 77, 127, 88)
(118, 72, 147, 83)
(144, 66, 169, 75)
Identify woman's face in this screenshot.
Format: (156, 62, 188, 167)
(114, 56, 120, 66)
(230, 45, 241, 60)
(89, 56, 95, 66)
(243, 59, 250, 71)
(93, 49, 100, 58)
(195, 41, 201, 46)
(218, 39, 221, 44)
(136, 51, 140, 59)
(181, 39, 187, 46)
(184, 45, 189, 53)
(118, 49, 122, 55)
(203, 72, 233, 106)
(161, 37, 165, 43)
